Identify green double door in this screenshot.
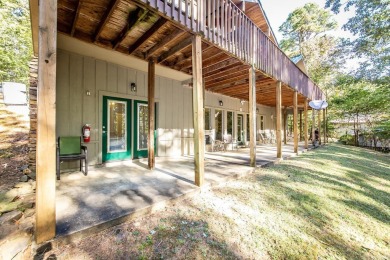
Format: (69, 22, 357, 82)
(102, 97, 154, 162)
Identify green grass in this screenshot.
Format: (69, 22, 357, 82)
(45, 144, 390, 259)
(211, 143, 390, 259)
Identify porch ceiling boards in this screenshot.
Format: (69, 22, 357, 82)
(57, 0, 303, 107)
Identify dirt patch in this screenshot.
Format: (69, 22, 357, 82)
(0, 103, 29, 191)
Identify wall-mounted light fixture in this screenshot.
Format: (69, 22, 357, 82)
(219, 100, 223, 106)
(130, 82, 137, 92)
(256, 108, 259, 113)
(240, 100, 245, 105)
(86, 90, 91, 96)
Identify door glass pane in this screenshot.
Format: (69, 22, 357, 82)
(256, 115, 265, 141)
(108, 100, 126, 152)
(227, 111, 233, 135)
(204, 108, 211, 130)
(138, 104, 149, 150)
(237, 114, 243, 142)
(215, 109, 223, 140)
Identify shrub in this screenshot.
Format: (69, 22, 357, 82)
(339, 134, 354, 145)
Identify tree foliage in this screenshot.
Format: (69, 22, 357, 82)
(0, 0, 32, 84)
(325, 0, 390, 79)
(329, 75, 390, 145)
(279, 3, 342, 87)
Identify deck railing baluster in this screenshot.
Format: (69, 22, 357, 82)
(191, 0, 194, 30)
(185, 0, 189, 28)
(178, 0, 182, 23)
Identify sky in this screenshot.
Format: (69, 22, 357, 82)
(260, 0, 357, 69)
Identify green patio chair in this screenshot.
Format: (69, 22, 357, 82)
(56, 136, 88, 180)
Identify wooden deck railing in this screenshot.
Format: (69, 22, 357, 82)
(142, 0, 324, 100)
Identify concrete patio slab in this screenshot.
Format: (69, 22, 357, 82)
(55, 142, 311, 238)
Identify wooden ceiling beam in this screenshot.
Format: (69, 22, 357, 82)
(70, 0, 82, 36)
(113, 8, 148, 50)
(171, 45, 211, 69)
(210, 76, 272, 94)
(203, 62, 244, 77)
(128, 17, 168, 54)
(205, 68, 248, 84)
(177, 45, 225, 70)
(94, 0, 121, 42)
(158, 37, 192, 63)
(202, 53, 231, 69)
(206, 73, 249, 90)
(145, 29, 185, 59)
(204, 65, 249, 81)
(203, 57, 241, 75)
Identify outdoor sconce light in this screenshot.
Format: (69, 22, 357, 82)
(256, 108, 259, 113)
(130, 82, 137, 92)
(86, 90, 91, 96)
(219, 100, 223, 106)
(240, 100, 245, 105)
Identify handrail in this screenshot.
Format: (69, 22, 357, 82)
(142, 0, 324, 100)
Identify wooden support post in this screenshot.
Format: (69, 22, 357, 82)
(304, 99, 308, 149)
(293, 91, 298, 154)
(318, 109, 321, 145)
(36, 0, 57, 243)
(323, 108, 326, 144)
(249, 65, 256, 167)
(276, 82, 282, 158)
(283, 108, 287, 145)
(312, 110, 316, 146)
(192, 35, 205, 187)
(299, 110, 303, 141)
(148, 59, 155, 170)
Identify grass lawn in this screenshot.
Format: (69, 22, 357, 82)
(44, 144, 390, 259)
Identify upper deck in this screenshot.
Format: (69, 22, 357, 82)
(32, 0, 324, 106)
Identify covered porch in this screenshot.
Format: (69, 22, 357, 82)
(56, 142, 311, 238)
(29, 0, 325, 243)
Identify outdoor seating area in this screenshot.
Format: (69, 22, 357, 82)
(258, 130, 277, 144)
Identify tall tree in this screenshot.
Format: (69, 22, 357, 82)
(279, 3, 342, 87)
(0, 0, 32, 84)
(325, 0, 390, 79)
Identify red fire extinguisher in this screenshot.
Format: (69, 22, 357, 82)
(82, 124, 91, 143)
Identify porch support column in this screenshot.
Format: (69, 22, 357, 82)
(299, 110, 303, 141)
(36, 0, 57, 243)
(276, 82, 282, 159)
(312, 109, 316, 146)
(318, 109, 322, 145)
(293, 91, 298, 154)
(192, 35, 205, 186)
(249, 65, 256, 167)
(323, 108, 326, 144)
(304, 98, 308, 149)
(148, 59, 155, 170)
(283, 108, 287, 145)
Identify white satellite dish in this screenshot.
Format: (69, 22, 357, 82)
(309, 100, 328, 110)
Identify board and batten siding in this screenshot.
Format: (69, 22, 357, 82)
(56, 49, 276, 169)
